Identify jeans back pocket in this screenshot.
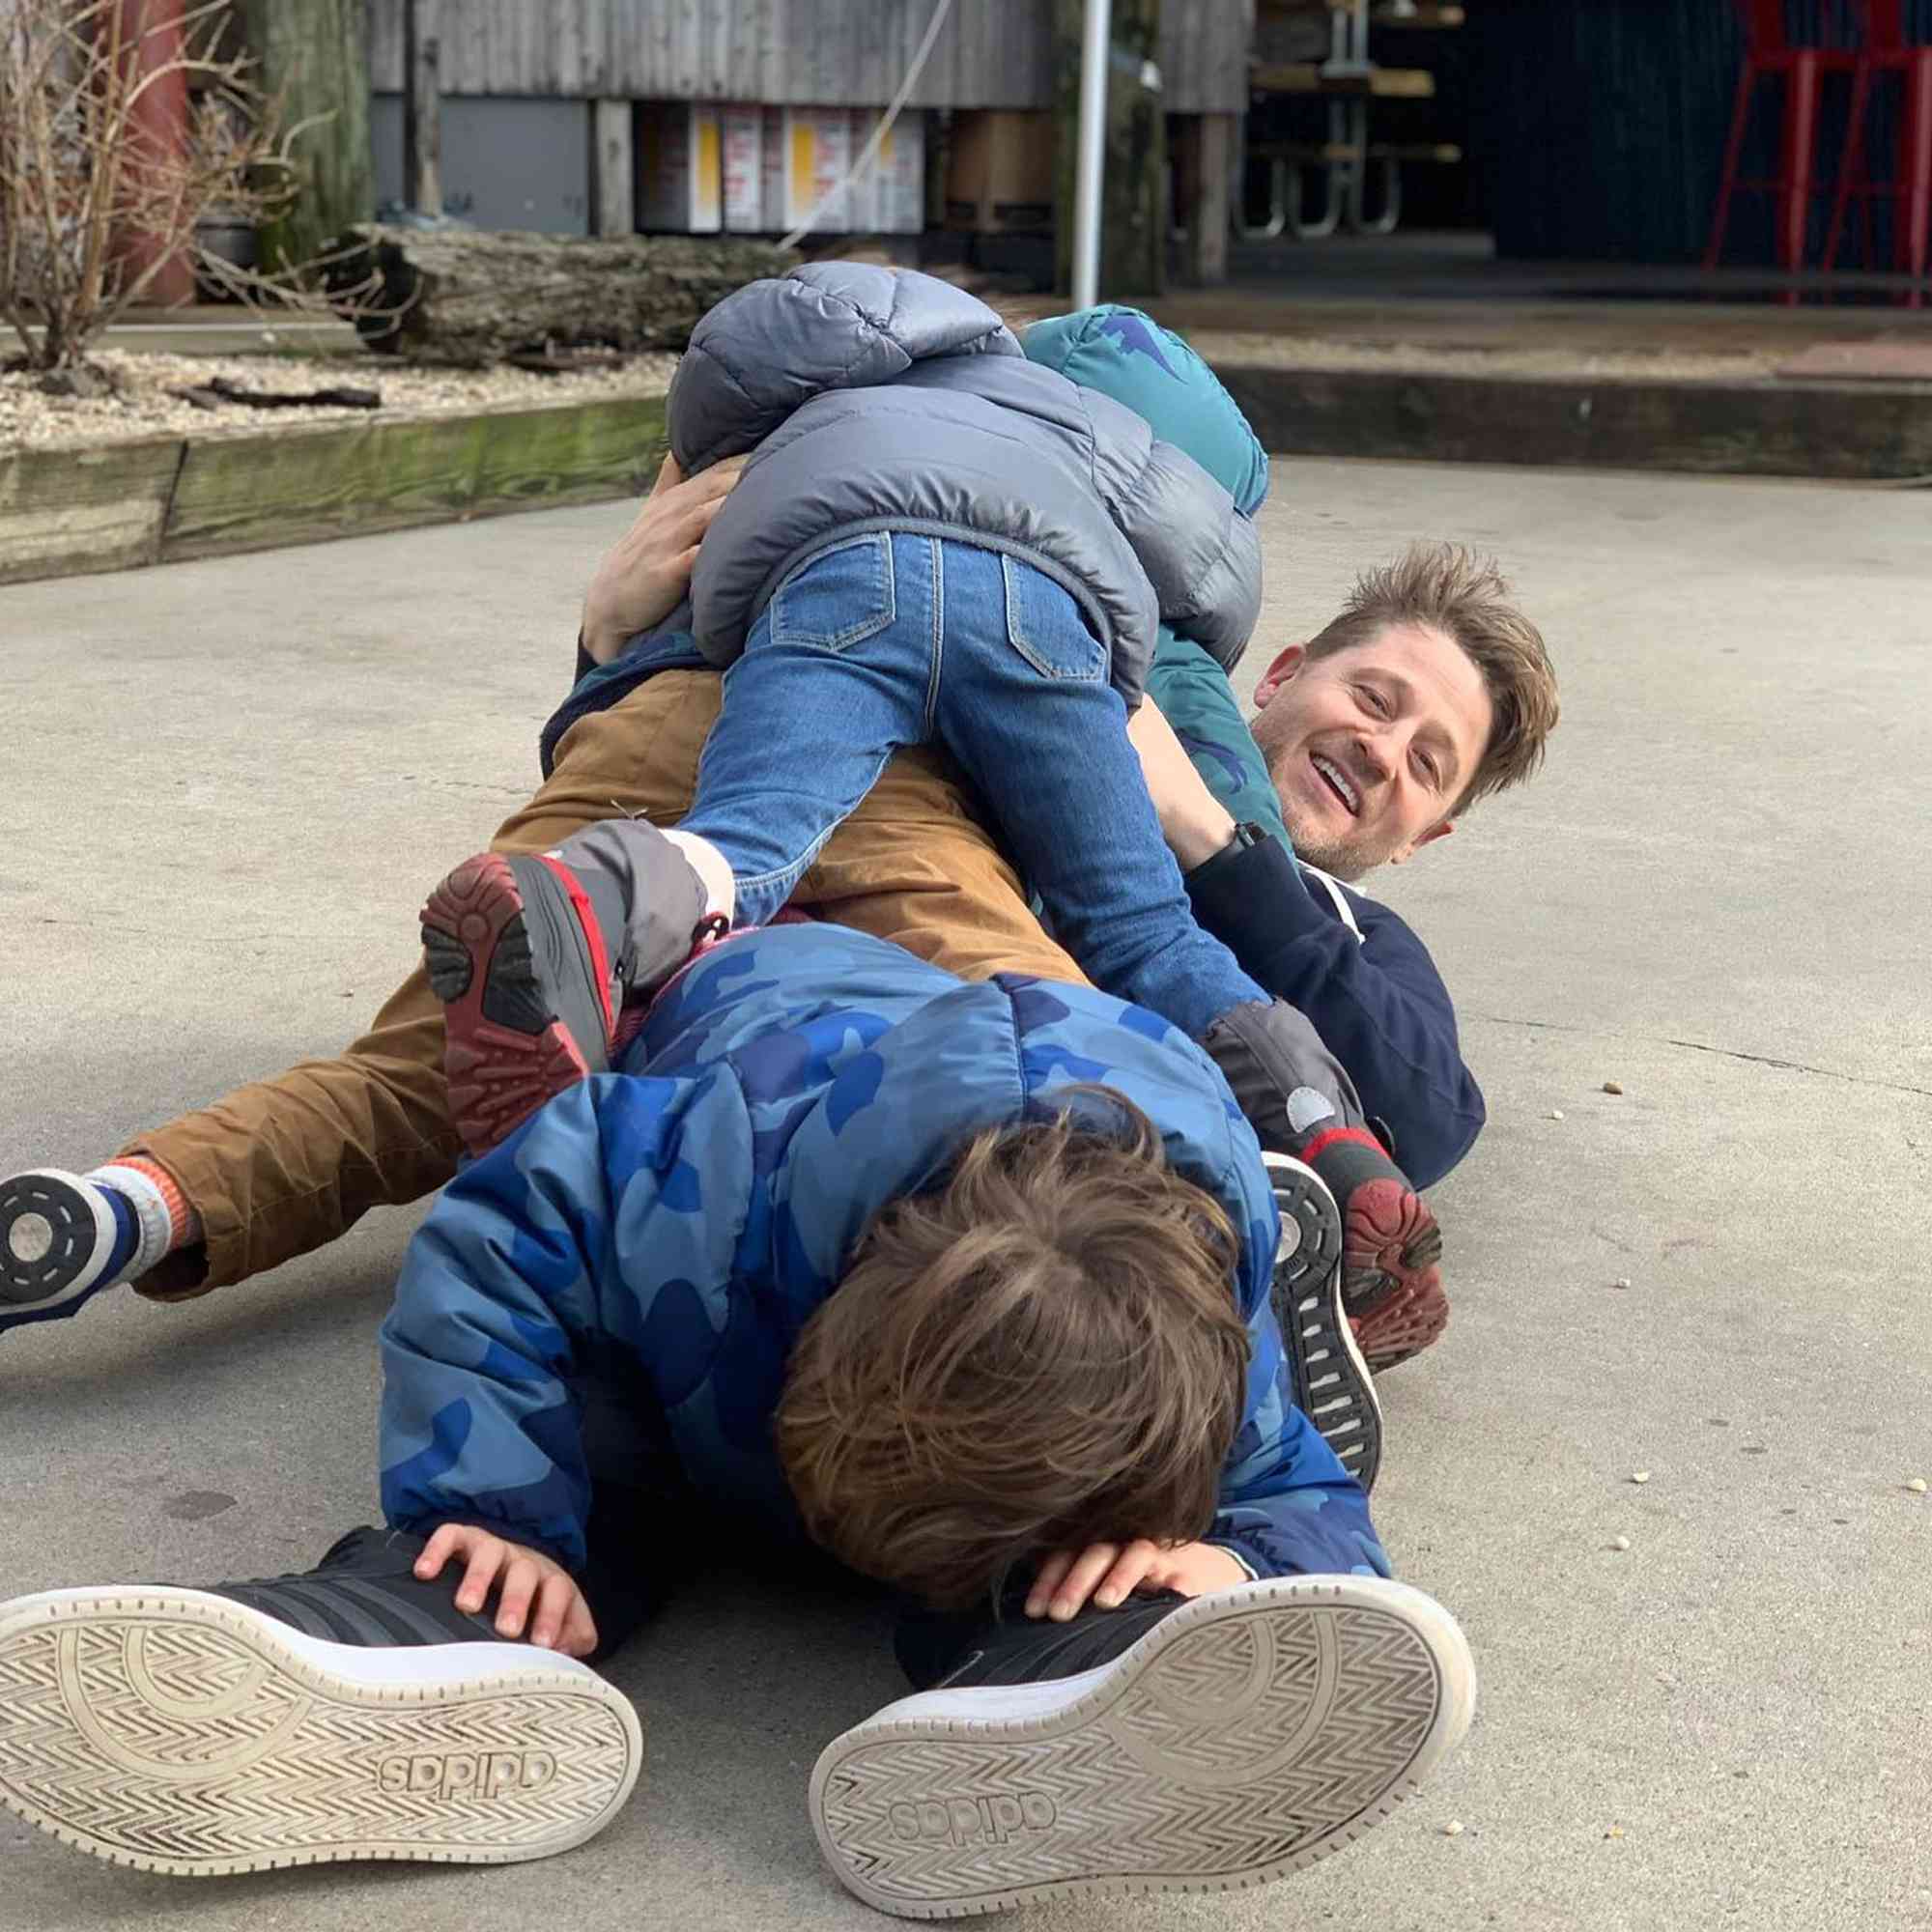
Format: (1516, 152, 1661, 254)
(1002, 555, 1107, 682)
(770, 532, 897, 653)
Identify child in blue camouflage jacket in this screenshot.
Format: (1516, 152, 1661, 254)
(0, 920, 1473, 1913)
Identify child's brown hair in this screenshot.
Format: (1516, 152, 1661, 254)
(774, 1090, 1250, 1608)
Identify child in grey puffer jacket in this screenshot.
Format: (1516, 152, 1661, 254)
(421, 267, 1443, 1343)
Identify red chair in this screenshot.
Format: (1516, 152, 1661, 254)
(1706, 1, 1865, 274)
(1822, 0, 1932, 299)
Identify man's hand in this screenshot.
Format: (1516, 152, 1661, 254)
(580, 453, 745, 665)
(414, 1523, 600, 1659)
(1126, 695, 1238, 870)
(1024, 1539, 1249, 1622)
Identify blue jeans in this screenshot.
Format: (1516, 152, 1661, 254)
(676, 532, 1267, 1040)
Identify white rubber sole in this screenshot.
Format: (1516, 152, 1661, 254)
(1263, 1152, 1384, 1492)
(0, 1585, 643, 1877)
(810, 1574, 1474, 1919)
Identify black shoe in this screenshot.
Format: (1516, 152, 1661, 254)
(0, 1169, 147, 1330)
(0, 1525, 642, 1877)
(1262, 1152, 1382, 1493)
(815, 1573, 1475, 1918)
(207, 1524, 502, 1644)
(895, 1585, 1192, 1693)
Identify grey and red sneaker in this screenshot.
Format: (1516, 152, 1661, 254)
(420, 828, 720, 1159)
(0, 1526, 641, 1877)
(1288, 1122, 1446, 1375)
(1198, 1008, 1447, 1378)
(421, 852, 629, 1159)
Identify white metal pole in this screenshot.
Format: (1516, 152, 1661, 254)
(1071, 0, 1112, 309)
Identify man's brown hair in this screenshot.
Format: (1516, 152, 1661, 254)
(774, 1091, 1250, 1609)
(1306, 541, 1559, 812)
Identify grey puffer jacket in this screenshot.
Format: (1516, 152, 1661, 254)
(667, 263, 1262, 707)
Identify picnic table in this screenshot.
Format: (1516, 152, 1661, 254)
(1243, 0, 1464, 238)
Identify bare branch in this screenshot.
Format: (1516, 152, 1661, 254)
(0, 0, 319, 369)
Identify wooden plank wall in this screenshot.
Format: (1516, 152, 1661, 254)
(366, 1, 1251, 114)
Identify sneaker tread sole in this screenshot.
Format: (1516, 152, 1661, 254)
(1262, 1155, 1381, 1492)
(0, 1170, 116, 1308)
(0, 1587, 641, 1877)
(810, 1575, 1473, 1918)
(1339, 1178, 1448, 1373)
(421, 854, 599, 1160)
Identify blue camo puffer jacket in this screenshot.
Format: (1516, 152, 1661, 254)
(378, 923, 1389, 1586)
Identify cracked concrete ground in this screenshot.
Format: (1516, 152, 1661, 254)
(1, 460, 1928, 1931)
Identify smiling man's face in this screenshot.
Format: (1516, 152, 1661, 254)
(1249, 620, 1495, 881)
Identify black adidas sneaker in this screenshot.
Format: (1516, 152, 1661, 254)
(0, 1527, 641, 1877)
(1262, 1151, 1382, 1493)
(812, 1572, 1475, 1918)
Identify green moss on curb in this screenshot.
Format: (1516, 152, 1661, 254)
(164, 396, 669, 560)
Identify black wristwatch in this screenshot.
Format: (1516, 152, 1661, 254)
(1186, 818, 1272, 880)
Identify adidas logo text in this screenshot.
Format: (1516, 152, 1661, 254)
(377, 1749, 557, 1801)
(888, 1791, 1058, 1848)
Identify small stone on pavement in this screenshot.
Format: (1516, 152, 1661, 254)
(1602, 1080, 1623, 1094)
(1440, 1820, 1464, 1837)
(1610, 1535, 1632, 1551)
(1907, 1477, 1928, 1494)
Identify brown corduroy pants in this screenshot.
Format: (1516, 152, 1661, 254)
(123, 669, 1084, 1300)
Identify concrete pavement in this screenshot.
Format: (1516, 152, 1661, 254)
(1, 462, 1928, 1930)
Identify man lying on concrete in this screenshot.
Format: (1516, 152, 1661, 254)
(0, 304, 1557, 1414)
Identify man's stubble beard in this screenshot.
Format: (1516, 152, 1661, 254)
(1282, 818, 1378, 883)
(1258, 742, 1390, 883)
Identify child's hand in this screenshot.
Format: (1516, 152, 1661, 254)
(580, 453, 747, 664)
(414, 1524, 600, 1659)
(1024, 1539, 1249, 1622)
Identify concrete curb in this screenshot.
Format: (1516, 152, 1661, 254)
(1210, 364, 1932, 482)
(4, 365, 1927, 588)
(0, 392, 668, 587)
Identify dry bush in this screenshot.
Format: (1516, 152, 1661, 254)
(0, 0, 305, 370)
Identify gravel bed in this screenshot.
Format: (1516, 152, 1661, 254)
(2, 347, 679, 452)
(3, 327, 1782, 459)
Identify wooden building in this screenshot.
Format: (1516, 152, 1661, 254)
(363, 1, 1251, 115)
(356, 1, 1248, 278)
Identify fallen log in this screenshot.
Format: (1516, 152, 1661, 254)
(324, 225, 798, 369)
(170, 376, 383, 411)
